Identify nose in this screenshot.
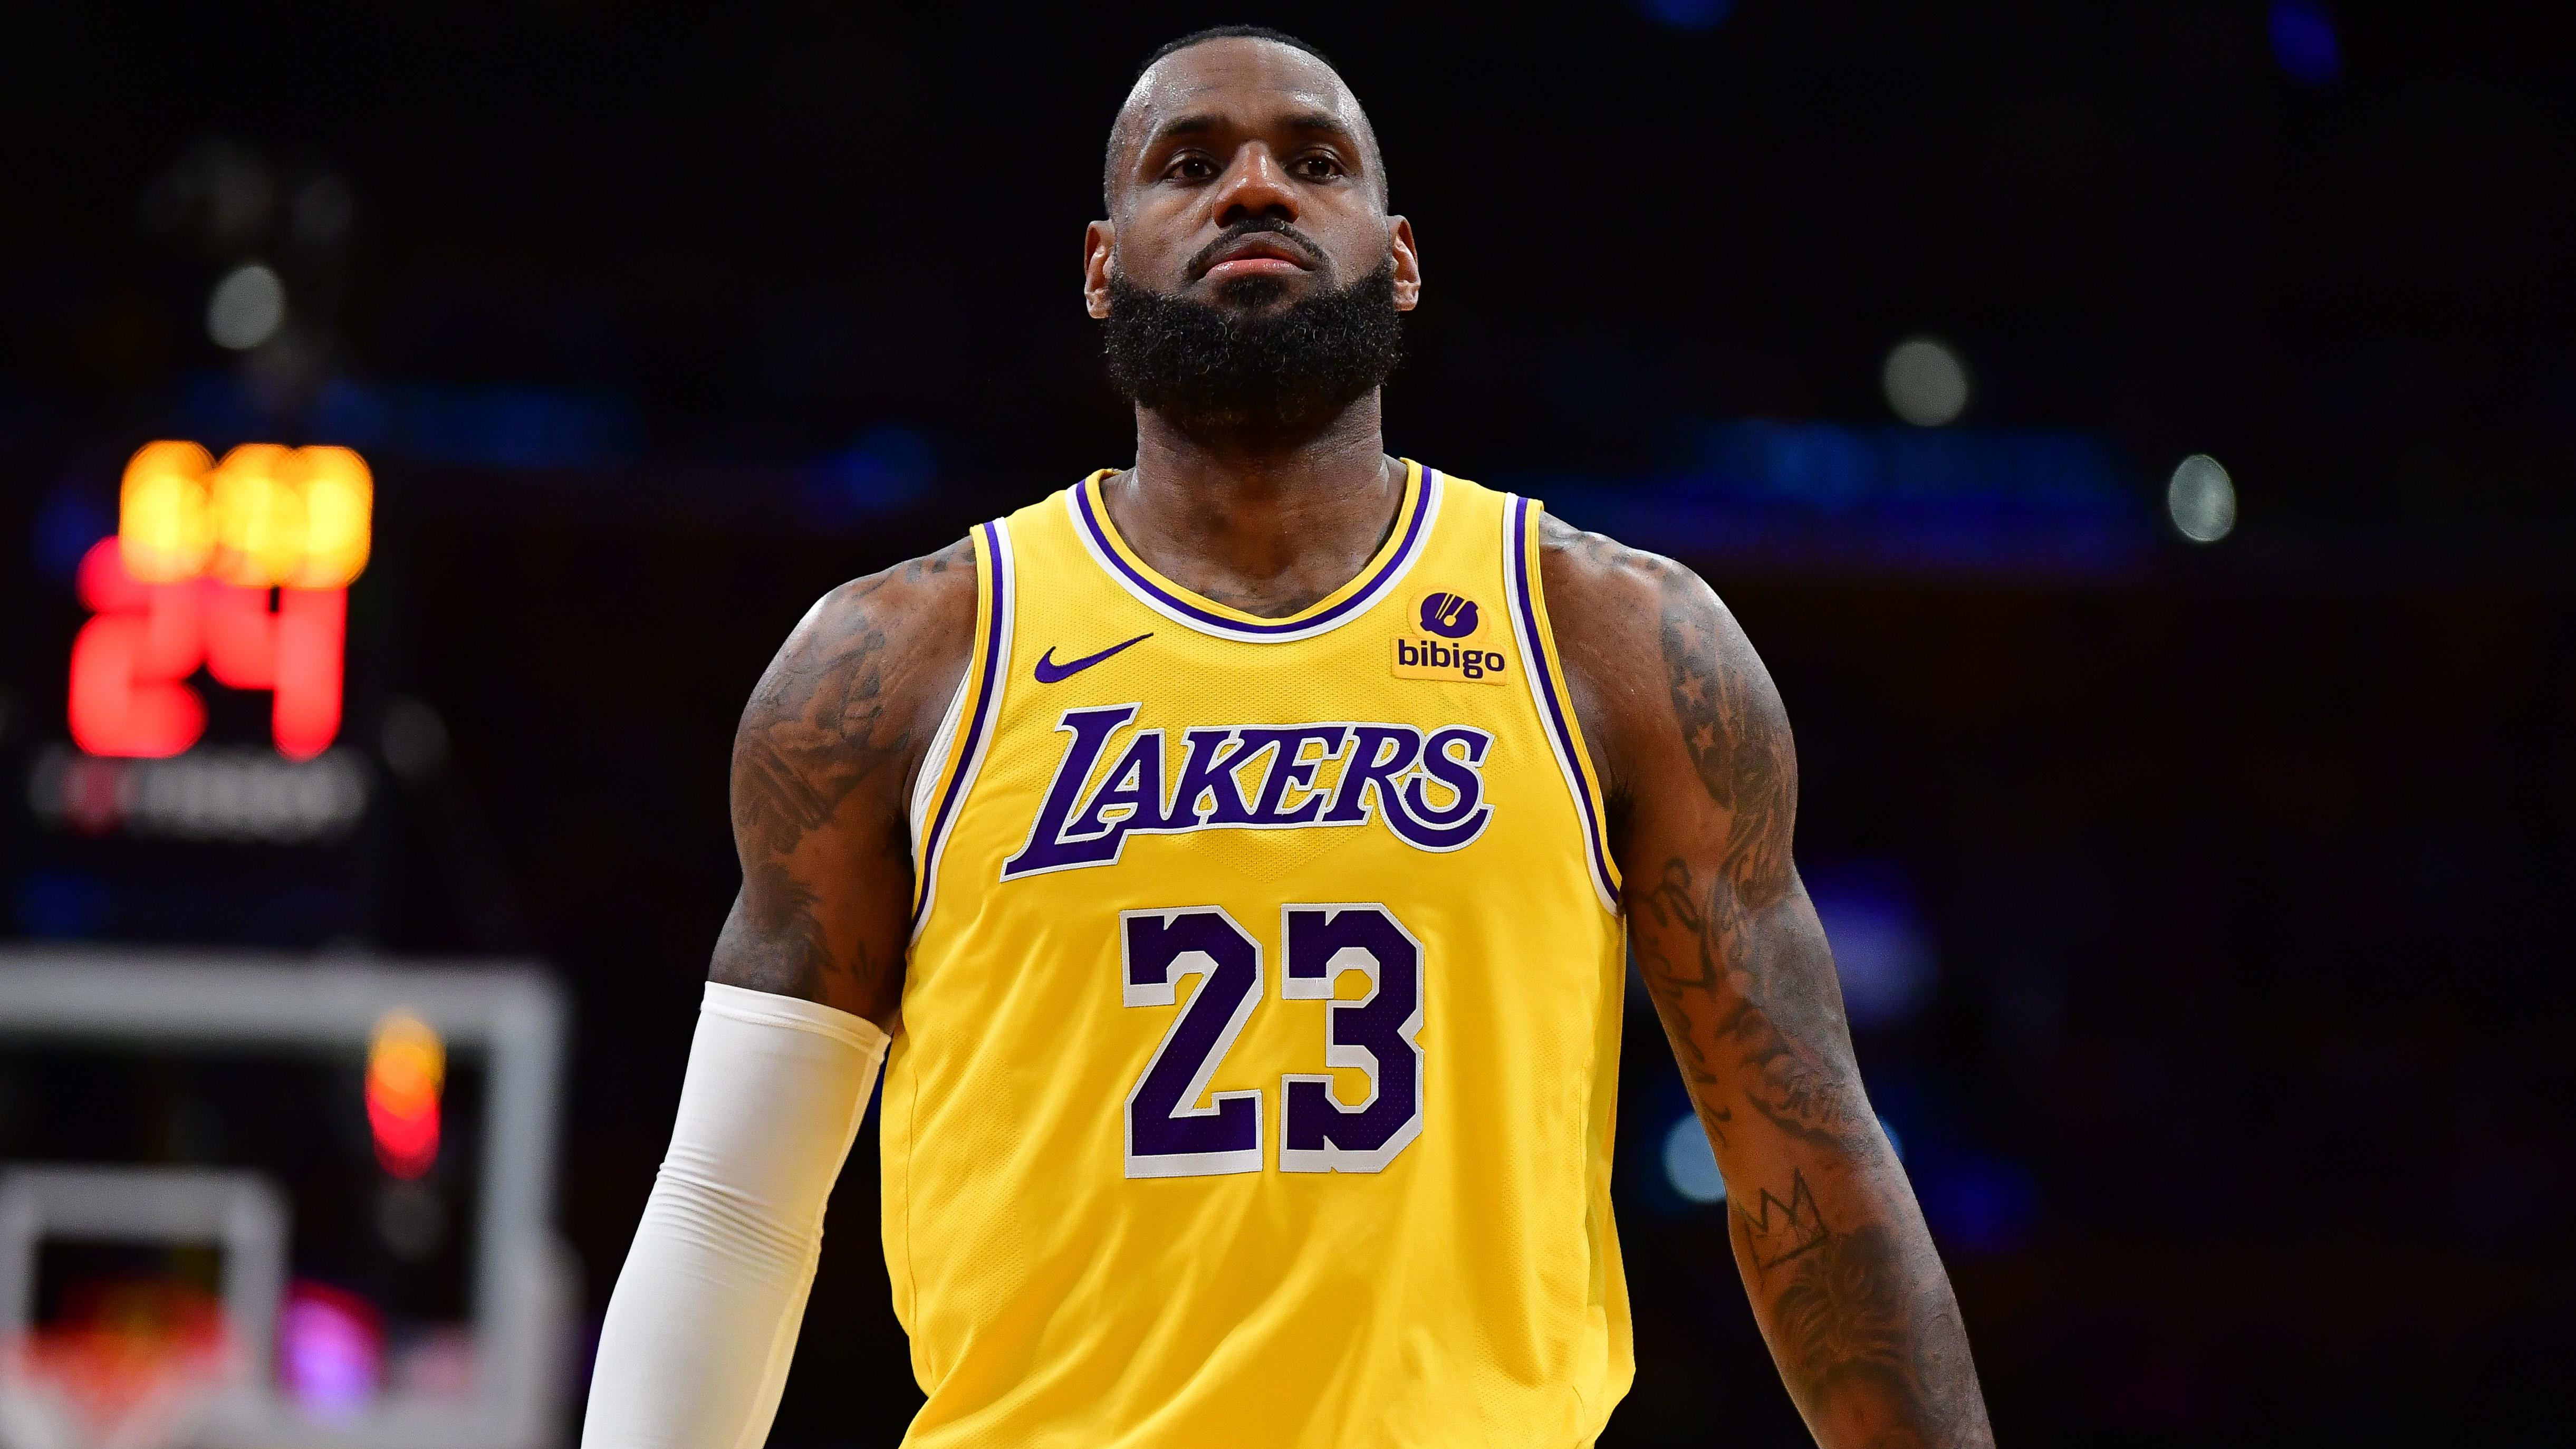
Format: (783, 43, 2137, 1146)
(1209, 142, 1299, 228)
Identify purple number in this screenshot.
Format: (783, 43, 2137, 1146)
(1121, 907, 1264, 1177)
(1279, 904, 1424, 1173)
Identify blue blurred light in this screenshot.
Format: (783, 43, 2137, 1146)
(15, 872, 109, 939)
(33, 483, 111, 582)
(1920, 1158, 2039, 1254)
(832, 425, 933, 506)
(1532, 418, 2151, 579)
(803, 425, 934, 523)
(1807, 860, 1938, 1029)
(1637, 0, 1732, 31)
(312, 380, 643, 471)
(2270, 1, 2340, 84)
(1661, 1116, 1726, 1203)
(1687, 419, 2125, 510)
(1655, 1111, 1904, 1206)
(170, 373, 646, 471)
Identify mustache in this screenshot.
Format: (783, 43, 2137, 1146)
(1184, 218, 1330, 281)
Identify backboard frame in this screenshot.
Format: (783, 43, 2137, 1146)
(0, 948, 572, 1449)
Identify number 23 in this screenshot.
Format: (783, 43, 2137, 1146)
(1120, 903, 1424, 1178)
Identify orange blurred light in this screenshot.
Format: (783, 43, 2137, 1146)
(117, 442, 217, 583)
(366, 1011, 445, 1180)
(289, 447, 373, 589)
(209, 445, 307, 588)
(116, 441, 371, 589)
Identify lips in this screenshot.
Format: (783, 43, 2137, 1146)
(1191, 231, 1322, 282)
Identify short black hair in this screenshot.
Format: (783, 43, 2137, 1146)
(1135, 24, 1342, 81)
(1102, 25, 1383, 212)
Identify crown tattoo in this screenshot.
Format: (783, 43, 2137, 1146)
(1735, 1170, 1828, 1271)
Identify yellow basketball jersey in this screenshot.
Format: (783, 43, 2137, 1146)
(884, 462, 1632, 1447)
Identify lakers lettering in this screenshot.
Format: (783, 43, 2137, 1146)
(1001, 704, 1495, 878)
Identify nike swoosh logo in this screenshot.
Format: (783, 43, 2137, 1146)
(1033, 632, 1152, 684)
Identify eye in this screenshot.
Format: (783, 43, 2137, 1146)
(1291, 153, 1345, 181)
(1165, 153, 1218, 182)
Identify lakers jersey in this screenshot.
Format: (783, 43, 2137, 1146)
(883, 463, 1632, 1447)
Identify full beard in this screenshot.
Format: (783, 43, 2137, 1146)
(1100, 262, 1405, 440)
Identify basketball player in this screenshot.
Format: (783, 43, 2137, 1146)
(582, 25, 1992, 1449)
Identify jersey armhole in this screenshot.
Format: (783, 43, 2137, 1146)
(908, 519, 1015, 936)
(1501, 494, 1622, 913)
(907, 671, 968, 849)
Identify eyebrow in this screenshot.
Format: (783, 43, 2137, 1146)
(1143, 109, 1365, 156)
(1144, 113, 1224, 150)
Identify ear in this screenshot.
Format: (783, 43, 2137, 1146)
(1389, 216, 1421, 312)
(1083, 220, 1116, 320)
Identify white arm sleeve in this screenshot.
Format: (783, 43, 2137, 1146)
(580, 982, 889, 1449)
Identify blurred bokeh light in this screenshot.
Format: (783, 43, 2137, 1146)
(2270, 1, 2342, 85)
(1881, 337, 1971, 427)
(2166, 454, 2237, 542)
(204, 263, 284, 351)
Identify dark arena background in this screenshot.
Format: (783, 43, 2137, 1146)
(3, 5, 2571, 1447)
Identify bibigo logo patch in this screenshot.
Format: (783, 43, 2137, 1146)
(1393, 590, 1508, 685)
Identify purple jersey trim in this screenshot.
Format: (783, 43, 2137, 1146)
(913, 518, 1008, 926)
(1073, 469, 1439, 641)
(1508, 494, 1619, 907)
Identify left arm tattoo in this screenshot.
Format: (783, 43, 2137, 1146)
(1539, 515, 1994, 1448)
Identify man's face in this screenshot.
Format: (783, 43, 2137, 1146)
(1086, 39, 1420, 316)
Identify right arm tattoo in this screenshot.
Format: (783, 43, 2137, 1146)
(712, 540, 973, 1021)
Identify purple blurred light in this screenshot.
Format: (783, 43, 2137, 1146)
(278, 1283, 383, 1422)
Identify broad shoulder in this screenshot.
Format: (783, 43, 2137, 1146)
(1532, 509, 1777, 810)
(791, 534, 979, 677)
(1533, 510, 1690, 638)
(733, 534, 980, 809)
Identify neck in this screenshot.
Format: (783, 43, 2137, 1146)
(1106, 393, 1404, 619)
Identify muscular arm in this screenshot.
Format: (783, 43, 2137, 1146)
(713, 536, 978, 1024)
(1542, 516, 1994, 1449)
(580, 541, 975, 1449)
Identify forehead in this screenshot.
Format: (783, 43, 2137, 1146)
(1121, 39, 1364, 144)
